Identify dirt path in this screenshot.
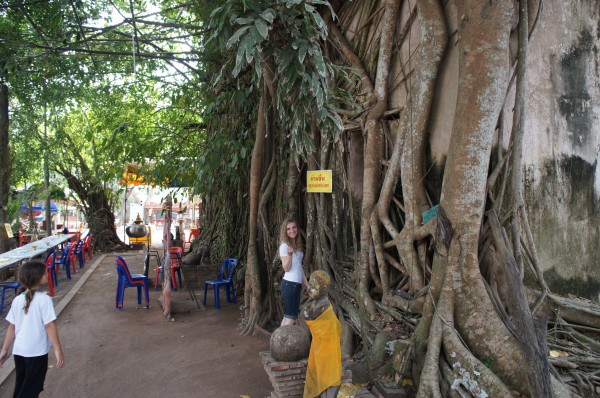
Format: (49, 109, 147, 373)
(0, 250, 272, 398)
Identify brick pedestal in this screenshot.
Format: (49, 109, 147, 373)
(260, 351, 353, 398)
(261, 351, 307, 398)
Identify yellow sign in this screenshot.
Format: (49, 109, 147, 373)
(3, 224, 13, 239)
(307, 170, 333, 193)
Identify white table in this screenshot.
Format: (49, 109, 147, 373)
(0, 234, 75, 270)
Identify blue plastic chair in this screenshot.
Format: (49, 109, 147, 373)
(115, 256, 150, 310)
(203, 258, 238, 309)
(74, 240, 85, 268)
(54, 243, 72, 280)
(0, 281, 20, 313)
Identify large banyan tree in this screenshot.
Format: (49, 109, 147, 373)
(1, 0, 596, 394)
(193, 0, 600, 396)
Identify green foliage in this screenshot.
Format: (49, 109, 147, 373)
(2, 0, 213, 207)
(482, 355, 495, 370)
(209, 0, 343, 156)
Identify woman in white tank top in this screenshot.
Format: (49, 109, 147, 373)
(278, 218, 308, 326)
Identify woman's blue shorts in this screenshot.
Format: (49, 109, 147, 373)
(280, 279, 302, 319)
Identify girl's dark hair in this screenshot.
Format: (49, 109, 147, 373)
(18, 261, 46, 315)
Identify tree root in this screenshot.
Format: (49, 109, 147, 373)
(382, 292, 425, 314)
(350, 331, 393, 383)
(442, 323, 515, 397)
(240, 310, 257, 336)
(528, 290, 600, 329)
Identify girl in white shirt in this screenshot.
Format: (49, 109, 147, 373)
(278, 218, 308, 326)
(0, 261, 64, 397)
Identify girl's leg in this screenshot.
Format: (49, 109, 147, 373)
(15, 354, 48, 398)
(13, 355, 25, 398)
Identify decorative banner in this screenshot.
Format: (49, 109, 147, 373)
(307, 170, 333, 193)
(119, 163, 145, 186)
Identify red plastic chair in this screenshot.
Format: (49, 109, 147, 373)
(67, 242, 78, 274)
(45, 250, 57, 297)
(183, 228, 201, 252)
(19, 234, 31, 247)
(170, 247, 183, 289)
(154, 247, 183, 291)
(83, 234, 93, 260)
(115, 256, 150, 310)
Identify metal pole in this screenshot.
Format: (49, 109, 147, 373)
(43, 102, 51, 236)
(123, 187, 127, 245)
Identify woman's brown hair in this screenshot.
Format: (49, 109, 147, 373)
(279, 217, 303, 252)
(18, 261, 46, 315)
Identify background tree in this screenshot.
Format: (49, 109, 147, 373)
(0, 0, 209, 250)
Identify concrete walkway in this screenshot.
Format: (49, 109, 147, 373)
(0, 249, 272, 398)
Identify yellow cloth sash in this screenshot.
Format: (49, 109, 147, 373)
(304, 305, 342, 398)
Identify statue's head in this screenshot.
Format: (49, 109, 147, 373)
(308, 270, 330, 300)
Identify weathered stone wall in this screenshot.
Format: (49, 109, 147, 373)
(521, 0, 600, 300)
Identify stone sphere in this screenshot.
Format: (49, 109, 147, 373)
(270, 325, 310, 361)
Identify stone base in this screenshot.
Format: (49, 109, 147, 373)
(260, 351, 353, 398)
(371, 379, 407, 398)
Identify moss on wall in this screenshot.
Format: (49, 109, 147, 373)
(527, 155, 600, 300)
(543, 267, 600, 301)
(558, 27, 595, 149)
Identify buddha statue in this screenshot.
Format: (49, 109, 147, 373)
(301, 270, 342, 398)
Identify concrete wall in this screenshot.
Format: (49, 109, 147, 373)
(522, 0, 600, 300)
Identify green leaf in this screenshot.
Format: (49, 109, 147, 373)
(234, 17, 255, 25)
(298, 40, 308, 64)
(242, 34, 256, 64)
(309, 8, 328, 38)
(255, 18, 269, 39)
(260, 9, 276, 23)
(310, 73, 319, 95)
(312, 47, 326, 77)
(233, 42, 246, 77)
(226, 25, 251, 49)
(316, 84, 324, 109)
(276, 48, 295, 74)
(210, 5, 223, 18)
(229, 153, 238, 169)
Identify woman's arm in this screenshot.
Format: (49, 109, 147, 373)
(280, 244, 293, 272)
(280, 254, 292, 272)
(0, 323, 15, 367)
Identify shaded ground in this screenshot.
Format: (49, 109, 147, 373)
(0, 248, 272, 398)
